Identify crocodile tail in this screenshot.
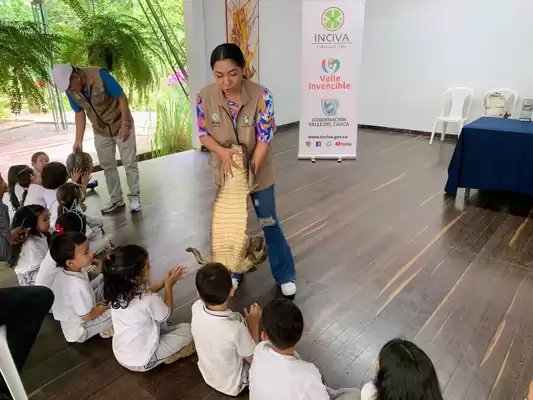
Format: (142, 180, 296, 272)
(186, 247, 206, 265)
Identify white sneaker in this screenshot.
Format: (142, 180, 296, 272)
(101, 200, 125, 214)
(281, 282, 297, 296)
(232, 278, 240, 290)
(130, 197, 141, 212)
(100, 326, 114, 339)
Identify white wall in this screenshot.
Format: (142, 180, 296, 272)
(188, 0, 533, 132)
(360, 0, 533, 131)
(189, 0, 302, 126)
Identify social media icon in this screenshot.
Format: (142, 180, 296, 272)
(305, 141, 311, 147)
(316, 141, 322, 147)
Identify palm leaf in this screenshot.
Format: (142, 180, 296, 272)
(0, 18, 59, 113)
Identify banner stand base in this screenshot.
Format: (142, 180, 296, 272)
(298, 154, 357, 163)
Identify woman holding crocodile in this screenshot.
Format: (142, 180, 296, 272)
(196, 43, 297, 297)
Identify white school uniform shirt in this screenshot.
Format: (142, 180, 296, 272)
(249, 341, 330, 400)
(51, 269, 95, 342)
(23, 184, 46, 207)
(360, 382, 378, 400)
(34, 250, 57, 290)
(14, 234, 48, 282)
(13, 184, 24, 205)
(191, 299, 256, 396)
(111, 291, 171, 367)
(43, 188, 58, 227)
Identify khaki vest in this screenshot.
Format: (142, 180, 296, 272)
(67, 67, 124, 136)
(199, 79, 274, 192)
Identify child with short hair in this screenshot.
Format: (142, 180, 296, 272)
(103, 245, 195, 372)
(359, 339, 443, 400)
(50, 232, 113, 343)
(31, 151, 49, 173)
(41, 162, 69, 228)
(191, 262, 261, 396)
(15, 166, 46, 208)
(35, 211, 88, 290)
(7, 164, 28, 210)
(10, 205, 51, 286)
(250, 299, 361, 400)
(56, 181, 109, 255)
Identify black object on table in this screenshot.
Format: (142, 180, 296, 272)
(445, 117, 533, 197)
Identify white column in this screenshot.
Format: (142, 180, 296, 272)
(182, 0, 209, 149)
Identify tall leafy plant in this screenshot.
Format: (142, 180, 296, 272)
(57, 0, 159, 99)
(0, 19, 58, 113)
(151, 86, 192, 157)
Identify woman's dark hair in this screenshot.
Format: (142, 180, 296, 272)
(260, 299, 304, 350)
(8, 165, 28, 210)
(375, 339, 443, 400)
(210, 43, 246, 71)
(9, 205, 48, 267)
(56, 182, 83, 217)
(31, 151, 47, 165)
(103, 245, 149, 309)
(42, 162, 68, 190)
(50, 232, 87, 268)
(55, 211, 86, 234)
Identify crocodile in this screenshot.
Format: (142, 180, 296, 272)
(186, 144, 268, 274)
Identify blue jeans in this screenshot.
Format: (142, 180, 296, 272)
(249, 185, 295, 285)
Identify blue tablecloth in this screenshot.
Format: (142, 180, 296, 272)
(445, 117, 533, 196)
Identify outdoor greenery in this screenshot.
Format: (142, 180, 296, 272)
(151, 84, 192, 157)
(0, 0, 192, 155)
(0, 19, 58, 113)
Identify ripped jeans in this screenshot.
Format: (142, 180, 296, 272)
(250, 185, 296, 285)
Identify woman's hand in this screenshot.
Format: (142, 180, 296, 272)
(217, 147, 239, 179)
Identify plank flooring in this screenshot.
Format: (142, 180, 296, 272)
(3, 127, 533, 399)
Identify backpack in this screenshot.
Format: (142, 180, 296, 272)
(484, 92, 509, 118)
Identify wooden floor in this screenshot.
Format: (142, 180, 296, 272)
(6, 128, 533, 399)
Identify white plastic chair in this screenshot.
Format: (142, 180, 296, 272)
(429, 87, 474, 144)
(0, 326, 28, 400)
(483, 88, 519, 118)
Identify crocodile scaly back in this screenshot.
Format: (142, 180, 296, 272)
(211, 145, 251, 273)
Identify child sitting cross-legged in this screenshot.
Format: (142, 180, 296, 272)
(191, 263, 262, 396)
(50, 232, 113, 343)
(56, 181, 109, 255)
(103, 245, 195, 372)
(10, 205, 51, 286)
(35, 211, 103, 292)
(250, 299, 361, 400)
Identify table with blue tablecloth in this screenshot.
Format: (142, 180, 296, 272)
(445, 117, 533, 197)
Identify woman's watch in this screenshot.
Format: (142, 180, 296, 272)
(122, 120, 132, 128)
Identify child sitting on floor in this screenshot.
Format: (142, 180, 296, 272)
(359, 339, 443, 400)
(191, 263, 261, 396)
(50, 232, 113, 343)
(7, 164, 28, 211)
(249, 299, 361, 400)
(10, 205, 51, 286)
(14, 166, 46, 208)
(35, 211, 95, 290)
(56, 181, 109, 254)
(103, 245, 195, 372)
(41, 162, 69, 228)
(31, 151, 49, 173)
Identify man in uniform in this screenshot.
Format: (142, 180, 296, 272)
(52, 64, 141, 213)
